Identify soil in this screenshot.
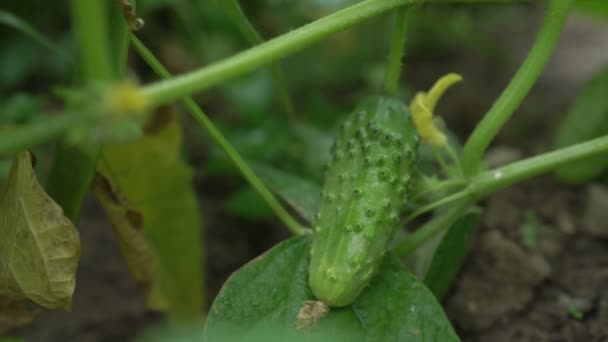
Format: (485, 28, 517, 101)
(445, 177, 608, 342)
(7, 6, 608, 342)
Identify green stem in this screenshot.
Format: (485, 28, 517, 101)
(108, 0, 132, 77)
(393, 199, 473, 256)
(397, 133, 608, 256)
(461, 0, 573, 176)
(142, 0, 420, 107)
(46, 0, 114, 222)
(0, 114, 85, 157)
(70, 0, 112, 82)
(405, 188, 471, 222)
(131, 35, 309, 236)
(219, 0, 295, 120)
(384, 8, 409, 95)
(412, 178, 466, 201)
(471, 134, 608, 196)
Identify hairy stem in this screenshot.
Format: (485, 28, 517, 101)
(461, 0, 573, 176)
(471, 134, 608, 196)
(398, 133, 608, 256)
(141, 0, 421, 107)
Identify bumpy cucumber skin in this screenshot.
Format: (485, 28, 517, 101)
(309, 95, 419, 307)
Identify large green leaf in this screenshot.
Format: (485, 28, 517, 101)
(205, 236, 460, 341)
(423, 211, 481, 299)
(0, 151, 80, 332)
(554, 66, 608, 184)
(98, 115, 204, 317)
(251, 163, 322, 223)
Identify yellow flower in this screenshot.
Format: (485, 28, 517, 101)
(410, 73, 462, 147)
(104, 80, 147, 117)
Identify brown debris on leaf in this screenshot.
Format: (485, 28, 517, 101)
(297, 300, 330, 330)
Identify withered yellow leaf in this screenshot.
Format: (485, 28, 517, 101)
(98, 111, 203, 317)
(0, 151, 80, 332)
(92, 173, 167, 310)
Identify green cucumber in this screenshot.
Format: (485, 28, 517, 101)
(309, 95, 419, 307)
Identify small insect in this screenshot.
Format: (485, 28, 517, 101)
(308, 95, 419, 307)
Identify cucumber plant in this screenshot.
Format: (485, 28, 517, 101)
(1, 0, 607, 341)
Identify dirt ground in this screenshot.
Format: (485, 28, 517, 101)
(8, 8, 608, 342)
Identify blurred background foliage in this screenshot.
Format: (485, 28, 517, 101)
(0, 0, 606, 216)
(1, 1, 608, 341)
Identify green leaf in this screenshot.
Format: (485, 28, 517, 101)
(0, 93, 45, 125)
(285, 123, 334, 182)
(205, 236, 460, 341)
(225, 186, 274, 221)
(0, 151, 80, 332)
(0, 10, 70, 61)
(554, 66, 608, 184)
(98, 115, 204, 318)
(423, 211, 482, 300)
(251, 163, 322, 223)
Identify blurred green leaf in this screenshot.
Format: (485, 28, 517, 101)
(205, 236, 460, 341)
(0, 10, 70, 62)
(98, 115, 204, 318)
(285, 124, 334, 182)
(0, 38, 38, 90)
(0, 151, 79, 332)
(205, 119, 288, 177)
(554, 66, 608, 184)
(423, 211, 482, 300)
(225, 186, 274, 221)
(576, 0, 608, 18)
(0, 93, 45, 125)
(252, 163, 322, 223)
(221, 70, 273, 121)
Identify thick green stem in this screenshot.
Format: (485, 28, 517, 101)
(70, 0, 112, 82)
(398, 133, 608, 256)
(131, 35, 309, 236)
(461, 0, 573, 176)
(384, 8, 409, 95)
(471, 134, 608, 196)
(142, 0, 420, 107)
(46, 0, 115, 222)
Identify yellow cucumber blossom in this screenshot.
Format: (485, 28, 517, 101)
(410, 73, 463, 147)
(104, 80, 148, 118)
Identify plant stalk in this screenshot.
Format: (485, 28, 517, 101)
(384, 7, 409, 95)
(141, 0, 421, 107)
(461, 0, 573, 176)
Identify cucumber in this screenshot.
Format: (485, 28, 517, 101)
(309, 95, 419, 307)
